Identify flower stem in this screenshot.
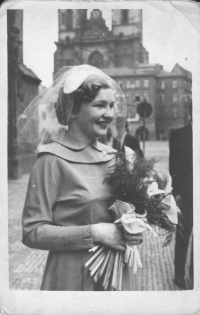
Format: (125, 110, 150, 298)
(117, 253, 123, 291)
(97, 249, 111, 279)
(111, 251, 119, 290)
(90, 253, 106, 277)
(89, 250, 106, 272)
(102, 251, 115, 289)
(85, 246, 104, 268)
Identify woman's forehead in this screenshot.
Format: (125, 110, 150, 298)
(94, 88, 114, 102)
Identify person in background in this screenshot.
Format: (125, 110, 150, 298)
(122, 121, 143, 157)
(169, 103, 193, 289)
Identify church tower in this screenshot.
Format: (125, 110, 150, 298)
(54, 9, 149, 73)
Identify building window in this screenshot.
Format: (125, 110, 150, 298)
(135, 95, 141, 102)
(143, 92, 149, 102)
(88, 51, 104, 68)
(126, 80, 132, 89)
(61, 12, 65, 26)
(66, 10, 73, 30)
(131, 81, 135, 89)
(172, 80, 178, 89)
(92, 9, 100, 19)
(184, 81, 188, 89)
(172, 106, 178, 118)
(172, 93, 178, 103)
(135, 80, 140, 88)
(160, 93, 165, 103)
(122, 10, 128, 24)
(144, 80, 149, 88)
(160, 81, 165, 89)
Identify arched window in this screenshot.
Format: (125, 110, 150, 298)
(121, 10, 129, 24)
(88, 51, 104, 68)
(66, 10, 73, 30)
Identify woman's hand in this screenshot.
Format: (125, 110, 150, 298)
(92, 223, 126, 251)
(115, 222, 143, 246)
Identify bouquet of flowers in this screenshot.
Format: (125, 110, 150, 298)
(85, 154, 181, 291)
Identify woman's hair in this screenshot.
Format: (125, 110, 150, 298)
(72, 74, 110, 114)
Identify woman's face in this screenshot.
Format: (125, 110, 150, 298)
(73, 88, 115, 141)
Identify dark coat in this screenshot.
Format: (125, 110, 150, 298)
(123, 133, 143, 157)
(169, 124, 193, 281)
(169, 124, 193, 214)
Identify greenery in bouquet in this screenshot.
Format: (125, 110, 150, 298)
(85, 152, 181, 290)
(105, 152, 182, 245)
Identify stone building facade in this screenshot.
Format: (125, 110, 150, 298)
(54, 9, 148, 73)
(156, 63, 192, 140)
(54, 9, 192, 141)
(8, 10, 41, 179)
(103, 63, 192, 140)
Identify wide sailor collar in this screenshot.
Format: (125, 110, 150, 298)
(37, 131, 117, 164)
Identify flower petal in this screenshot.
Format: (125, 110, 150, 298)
(147, 181, 165, 197)
(161, 195, 180, 224)
(109, 200, 134, 219)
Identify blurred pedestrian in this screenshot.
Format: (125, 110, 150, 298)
(169, 103, 193, 289)
(122, 122, 143, 157)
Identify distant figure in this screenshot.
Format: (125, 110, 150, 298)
(122, 122, 143, 157)
(169, 105, 193, 289)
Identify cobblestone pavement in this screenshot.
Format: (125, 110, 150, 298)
(8, 141, 181, 290)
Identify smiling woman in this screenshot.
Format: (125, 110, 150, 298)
(17, 65, 140, 291)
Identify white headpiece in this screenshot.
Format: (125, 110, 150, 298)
(16, 65, 127, 151)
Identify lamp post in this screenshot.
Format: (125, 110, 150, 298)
(137, 101, 153, 157)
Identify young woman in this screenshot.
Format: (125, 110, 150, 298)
(19, 65, 142, 291)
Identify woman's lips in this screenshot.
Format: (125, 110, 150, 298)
(96, 121, 111, 128)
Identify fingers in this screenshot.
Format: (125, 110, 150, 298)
(124, 233, 143, 245)
(129, 248, 134, 268)
(115, 222, 123, 230)
(124, 245, 131, 263)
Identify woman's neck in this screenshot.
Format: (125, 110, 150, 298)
(67, 124, 96, 146)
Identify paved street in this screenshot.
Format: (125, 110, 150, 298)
(8, 140, 181, 291)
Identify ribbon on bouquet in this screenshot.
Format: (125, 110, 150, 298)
(111, 201, 158, 272)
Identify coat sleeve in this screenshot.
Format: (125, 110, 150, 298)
(169, 130, 181, 196)
(22, 155, 94, 251)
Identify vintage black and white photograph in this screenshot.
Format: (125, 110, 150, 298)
(1, 0, 200, 314)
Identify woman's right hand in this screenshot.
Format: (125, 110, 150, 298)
(92, 223, 126, 252)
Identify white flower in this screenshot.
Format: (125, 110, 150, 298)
(161, 194, 180, 224)
(115, 213, 157, 237)
(147, 181, 165, 197)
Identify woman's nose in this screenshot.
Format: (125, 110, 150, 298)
(103, 106, 114, 119)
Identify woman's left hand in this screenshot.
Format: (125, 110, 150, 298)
(115, 222, 143, 245)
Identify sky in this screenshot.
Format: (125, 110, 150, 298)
(21, 3, 200, 87)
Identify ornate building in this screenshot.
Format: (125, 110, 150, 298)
(102, 63, 192, 140)
(54, 9, 149, 73)
(54, 9, 192, 141)
(8, 10, 41, 179)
